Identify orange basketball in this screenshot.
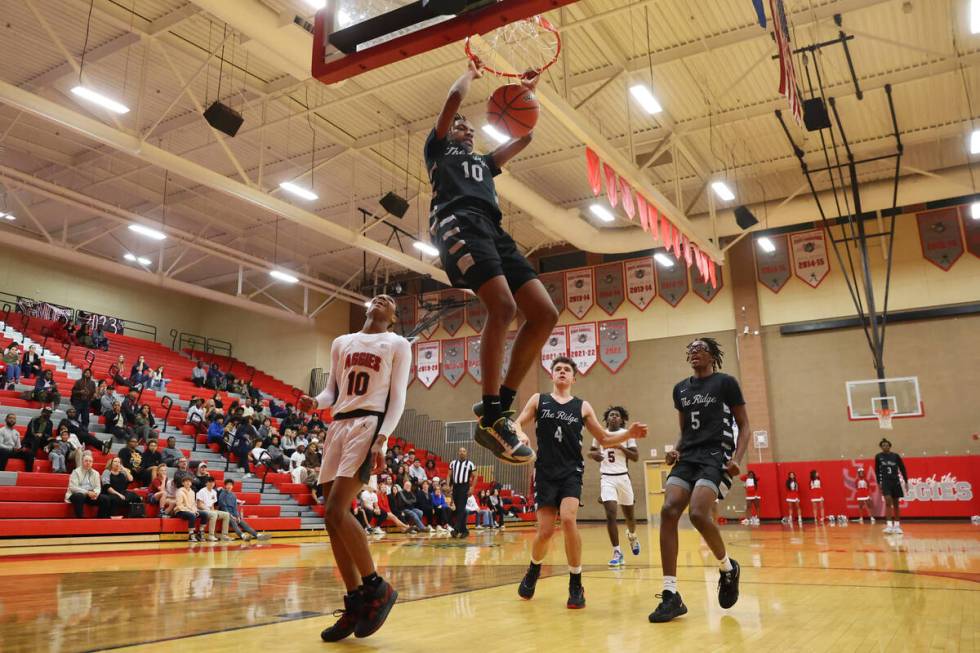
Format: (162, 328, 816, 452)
(487, 84, 540, 139)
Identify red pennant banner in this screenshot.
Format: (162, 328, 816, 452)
(603, 163, 618, 207)
(709, 261, 718, 289)
(585, 147, 601, 196)
(661, 213, 671, 251)
(619, 177, 635, 219)
(649, 204, 659, 241)
(673, 226, 683, 260)
(637, 195, 650, 230)
(682, 234, 692, 267)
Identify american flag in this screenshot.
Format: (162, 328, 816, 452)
(769, 0, 804, 125)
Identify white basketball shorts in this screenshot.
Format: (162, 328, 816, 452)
(599, 474, 634, 506)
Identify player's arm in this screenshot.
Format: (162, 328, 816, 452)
(435, 60, 483, 139)
(588, 439, 603, 463)
(377, 338, 412, 439)
(622, 441, 639, 462)
(515, 393, 540, 437)
(305, 338, 340, 411)
(896, 453, 908, 483)
(583, 401, 646, 446)
(729, 404, 750, 474)
(490, 135, 533, 169)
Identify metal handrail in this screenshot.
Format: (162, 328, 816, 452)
(39, 326, 52, 353)
(83, 349, 96, 372)
(107, 363, 120, 385)
(169, 328, 178, 351)
(61, 341, 71, 370)
(160, 396, 174, 432)
(188, 412, 203, 452)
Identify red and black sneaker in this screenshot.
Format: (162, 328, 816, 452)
(320, 592, 362, 642)
(355, 580, 398, 639)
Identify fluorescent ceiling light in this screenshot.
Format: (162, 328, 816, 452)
(653, 252, 674, 268)
(0, 212, 14, 221)
(711, 181, 735, 202)
(128, 223, 167, 240)
(269, 269, 299, 284)
(70, 86, 130, 114)
(589, 203, 615, 223)
(413, 241, 440, 257)
(123, 253, 137, 261)
(629, 84, 663, 115)
(972, 0, 980, 34)
(304, 0, 327, 9)
(971, 129, 980, 154)
(279, 181, 319, 201)
(757, 236, 776, 253)
(136, 256, 152, 266)
(482, 124, 509, 144)
(972, 202, 980, 220)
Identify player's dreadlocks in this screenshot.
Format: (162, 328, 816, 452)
(602, 405, 629, 425)
(687, 337, 724, 370)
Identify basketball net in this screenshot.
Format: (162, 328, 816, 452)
(874, 407, 893, 430)
(465, 16, 561, 79)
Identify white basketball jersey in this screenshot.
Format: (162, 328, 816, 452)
(330, 331, 405, 416)
(593, 430, 636, 474)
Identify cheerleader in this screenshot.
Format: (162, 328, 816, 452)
(783, 471, 802, 525)
(809, 470, 826, 523)
(741, 471, 760, 526)
(854, 467, 873, 523)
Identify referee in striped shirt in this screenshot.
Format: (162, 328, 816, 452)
(449, 447, 475, 538)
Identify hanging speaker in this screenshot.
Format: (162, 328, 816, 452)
(204, 101, 244, 137)
(379, 191, 409, 218)
(734, 205, 758, 230)
(803, 98, 831, 132)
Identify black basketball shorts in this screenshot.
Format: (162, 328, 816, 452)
(535, 472, 583, 509)
(430, 206, 537, 294)
(666, 447, 733, 499)
(880, 479, 905, 499)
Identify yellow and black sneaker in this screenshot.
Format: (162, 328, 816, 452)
(472, 402, 534, 465)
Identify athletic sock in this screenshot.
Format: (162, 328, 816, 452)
(499, 385, 517, 413)
(718, 555, 733, 572)
(663, 576, 678, 594)
(361, 572, 382, 590)
(886, 520, 893, 528)
(483, 395, 502, 424)
(569, 569, 582, 587)
(613, 545, 622, 555)
(530, 559, 543, 570)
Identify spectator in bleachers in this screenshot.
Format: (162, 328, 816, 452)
(149, 366, 168, 392)
(0, 413, 34, 472)
(231, 418, 253, 478)
(280, 427, 296, 457)
(91, 325, 109, 351)
(304, 440, 321, 469)
(134, 405, 158, 444)
(26, 407, 54, 454)
(70, 368, 96, 430)
(268, 399, 286, 419)
(392, 480, 426, 533)
(162, 436, 182, 467)
(264, 435, 286, 472)
(217, 479, 264, 541)
(174, 475, 206, 542)
(487, 487, 506, 528)
(21, 345, 42, 379)
(173, 457, 194, 487)
(414, 479, 440, 532)
(393, 464, 409, 488)
(65, 452, 101, 517)
(97, 382, 114, 417)
(211, 392, 224, 412)
(112, 355, 130, 388)
(121, 391, 140, 428)
(408, 459, 427, 484)
(191, 362, 206, 388)
(477, 490, 497, 529)
(147, 463, 174, 514)
(186, 398, 206, 436)
(288, 442, 307, 483)
(47, 425, 76, 473)
(375, 481, 411, 533)
(256, 415, 272, 442)
(294, 429, 309, 451)
(192, 462, 213, 492)
(99, 456, 141, 517)
(206, 414, 225, 449)
(129, 356, 151, 389)
(76, 323, 93, 348)
(241, 398, 255, 419)
(352, 496, 371, 532)
(142, 437, 162, 472)
(306, 411, 325, 431)
(119, 436, 149, 485)
(3, 343, 20, 389)
(205, 363, 225, 391)
(61, 408, 112, 455)
(32, 370, 60, 409)
(104, 401, 132, 442)
(249, 441, 269, 471)
(431, 483, 451, 532)
(196, 476, 230, 541)
(465, 492, 487, 529)
(425, 459, 437, 478)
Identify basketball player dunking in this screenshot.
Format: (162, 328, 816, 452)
(651, 338, 748, 623)
(588, 406, 641, 568)
(514, 357, 646, 609)
(426, 60, 558, 466)
(299, 295, 411, 643)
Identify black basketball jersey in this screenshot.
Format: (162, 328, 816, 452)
(424, 129, 502, 220)
(672, 372, 745, 455)
(875, 451, 907, 482)
(534, 393, 585, 480)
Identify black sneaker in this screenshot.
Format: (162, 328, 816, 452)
(518, 564, 541, 600)
(718, 559, 740, 609)
(472, 402, 535, 465)
(321, 592, 362, 642)
(355, 580, 397, 639)
(567, 583, 585, 609)
(649, 590, 687, 623)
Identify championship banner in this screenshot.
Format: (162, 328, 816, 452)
(598, 319, 629, 373)
(540, 325, 569, 372)
(441, 338, 466, 387)
(917, 207, 964, 271)
(963, 205, 980, 259)
(568, 322, 597, 375)
(691, 262, 722, 303)
(540, 272, 566, 316)
(502, 331, 517, 377)
(394, 296, 417, 339)
(595, 262, 625, 315)
(790, 229, 830, 287)
(465, 297, 487, 332)
(415, 341, 440, 388)
(624, 257, 656, 310)
(466, 336, 482, 383)
(565, 268, 595, 319)
(755, 233, 791, 293)
(441, 290, 465, 335)
(420, 292, 441, 338)
(655, 253, 688, 307)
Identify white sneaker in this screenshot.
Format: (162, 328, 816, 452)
(883, 525, 894, 534)
(427, 525, 435, 532)
(242, 533, 252, 541)
(741, 518, 750, 525)
(435, 525, 445, 532)
(206, 535, 218, 542)
(892, 524, 903, 534)
(870, 516, 875, 524)
(373, 527, 384, 535)
(781, 517, 789, 524)
(751, 517, 760, 526)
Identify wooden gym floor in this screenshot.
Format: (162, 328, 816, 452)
(0, 521, 976, 653)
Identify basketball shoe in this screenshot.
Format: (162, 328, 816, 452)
(718, 559, 741, 609)
(608, 550, 625, 568)
(518, 562, 541, 600)
(321, 591, 362, 642)
(628, 531, 640, 555)
(472, 402, 535, 464)
(355, 579, 397, 639)
(649, 591, 687, 623)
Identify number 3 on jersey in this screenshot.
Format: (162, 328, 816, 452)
(346, 371, 370, 396)
(461, 160, 484, 182)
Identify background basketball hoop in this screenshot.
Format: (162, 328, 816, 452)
(465, 15, 561, 79)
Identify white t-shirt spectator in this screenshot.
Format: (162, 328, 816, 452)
(196, 487, 217, 511)
(289, 451, 305, 471)
(186, 404, 205, 424)
(360, 489, 379, 511)
(408, 463, 427, 483)
(241, 405, 255, 418)
(465, 495, 479, 512)
(251, 446, 267, 463)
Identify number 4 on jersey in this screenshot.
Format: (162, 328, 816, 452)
(554, 426, 563, 443)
